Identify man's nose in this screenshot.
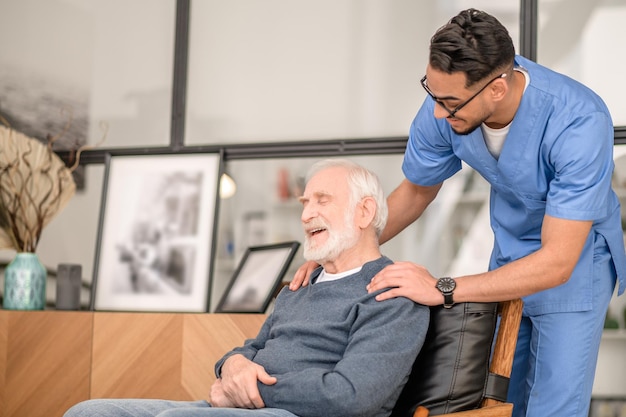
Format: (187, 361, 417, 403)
(301, 205, 316, 222)
(433, 104, 451, 119)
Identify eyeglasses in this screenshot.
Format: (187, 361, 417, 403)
(420, 73, 507, 118)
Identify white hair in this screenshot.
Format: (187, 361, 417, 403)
(305, 159, 388, 236)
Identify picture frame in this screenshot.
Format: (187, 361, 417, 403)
(91, 152, 221, 312)
(214, 241, 301, 314)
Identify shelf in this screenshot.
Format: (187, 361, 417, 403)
(272, 199, 302, 210)
(602, 329, 626, 340)
(457, 191, 489, 205)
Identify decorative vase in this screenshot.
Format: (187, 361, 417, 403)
(3, 252, 47, 310)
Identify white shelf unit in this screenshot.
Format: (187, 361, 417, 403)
(594, 290, 626, 399)
(593, 330, 626, 399)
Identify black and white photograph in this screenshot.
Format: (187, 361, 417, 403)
(92, 153, 221, 312)
(215, 242, 300, 314)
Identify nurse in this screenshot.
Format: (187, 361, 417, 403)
(288, 7, 626, 417)
(364, 8, 626, 417)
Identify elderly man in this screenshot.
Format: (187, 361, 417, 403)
(63, 158, 429, 417)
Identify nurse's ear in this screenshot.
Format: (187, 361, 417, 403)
(489, 76, 509, 103)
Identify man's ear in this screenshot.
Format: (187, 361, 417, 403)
(356, 197, 377, 229)
(490, 77, 508, 102)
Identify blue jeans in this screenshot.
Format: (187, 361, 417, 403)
(63, 399, 300, 417)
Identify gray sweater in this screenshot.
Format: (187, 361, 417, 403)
(215, 256, 430, 417)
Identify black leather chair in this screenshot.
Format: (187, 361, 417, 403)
(391, 299, 523, 417)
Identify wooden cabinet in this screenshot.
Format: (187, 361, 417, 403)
(0, 311, 93, 417)
(0, 310, 265, 417)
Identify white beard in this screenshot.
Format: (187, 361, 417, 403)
(303, 212, 359, 264)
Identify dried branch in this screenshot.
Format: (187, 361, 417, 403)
(0, 125, 76, 252)
(70, 121, 109, 172)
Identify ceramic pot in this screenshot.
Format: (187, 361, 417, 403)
(3, 252, 47, 310)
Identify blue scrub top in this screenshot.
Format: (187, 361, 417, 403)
(403, 55, 626, 315)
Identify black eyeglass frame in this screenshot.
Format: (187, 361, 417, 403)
(420, 73, 507, 118)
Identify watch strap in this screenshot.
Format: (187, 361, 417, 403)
(442, 292, 454, 308)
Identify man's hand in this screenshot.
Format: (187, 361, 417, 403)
(219, 354, 277, 409)
(289, 260, 319, 290)
(209, 379, 236, 407)
(366, 261, 442, 305)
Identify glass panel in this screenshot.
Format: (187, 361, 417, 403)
(0, 0, 176, 150)
(0, 154, 490, 311)
(610, 145, 626, 328)
(186, 1, 520, 145)
(538, 0, 626, 125)
(211, 155, 491, 310)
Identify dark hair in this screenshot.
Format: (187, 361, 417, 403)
(429, 9, 515, 87)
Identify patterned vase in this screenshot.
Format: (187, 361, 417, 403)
(3, 252, 47, 310)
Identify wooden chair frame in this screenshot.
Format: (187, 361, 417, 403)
(413, 299, 524, 417)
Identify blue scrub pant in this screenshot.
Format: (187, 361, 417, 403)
(63, 399, 299, 417)
(508, 256, 617, 417)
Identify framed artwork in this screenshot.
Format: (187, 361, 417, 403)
(91, 152, 221, 312)
(215, 241, 300, 314)
(0, 1, 177, 174)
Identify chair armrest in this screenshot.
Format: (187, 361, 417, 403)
(414, 404, 513, 417)
(413, 406, 430, 417)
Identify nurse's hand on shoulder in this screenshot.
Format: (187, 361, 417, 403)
(289, 260, 319, 290)
(367, 261, 441, 306)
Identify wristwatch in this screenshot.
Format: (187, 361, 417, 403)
(436, 277, 456, 309)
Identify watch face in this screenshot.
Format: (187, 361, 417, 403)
(437, 277, 456, 293)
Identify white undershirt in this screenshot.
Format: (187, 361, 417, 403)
(315, 266, 363, 283)
(481, 67, 530, 159)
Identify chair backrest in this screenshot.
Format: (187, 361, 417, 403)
(480, 299, 524, 409)
(391, 299, 523, 417)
